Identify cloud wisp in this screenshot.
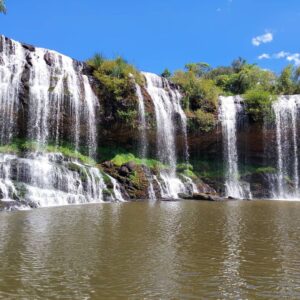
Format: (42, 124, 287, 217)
(258, 51, 300, 66)
(252, 32, 273, 46)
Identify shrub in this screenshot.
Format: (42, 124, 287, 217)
(111, 153, 165, 169)
(244, 88, 275, 122)
(172, 70, 220, 113)
(188, 109, 216, 132)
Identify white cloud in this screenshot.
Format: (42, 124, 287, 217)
(252, 32, 273, 46)
(257, 51, 300, 66)
(287, 53, 300, 66)
(258, 53, 271, 60)
(274, 51, 289, 59)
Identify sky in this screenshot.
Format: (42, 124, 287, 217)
(0, 0, 299, 74)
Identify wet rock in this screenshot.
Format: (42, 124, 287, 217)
(119, 165, 130, 176)
(102, 161, 114, 169)
(125, 161, 136, 172)
(22, 43, 35, 52)
(179, 192, 237, 202)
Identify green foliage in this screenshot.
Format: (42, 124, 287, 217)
(0, 143, 19, 154)
(188, 109, 216, 132)
(185, 62, 211, 77)
(129, 171, 141, 186)
(255, 167, 276, 174)
(161, 68, 171, 79)
(46, 145, 96, 166)
(87, 53, 105, 69)
(277, 65, 296, 94)
(244, 88, 275, 122)
(116, 109, 138, 126)
(176, 163, 193, 172)
(172, 70, 219, 112)
(182, 169, 197, 179)
(0, 139, 95, 166)
(87, 54, 143, 128)
(111, 153, 165, 169)
(88, 54, 143, 88)
(0, 0, 6, 14)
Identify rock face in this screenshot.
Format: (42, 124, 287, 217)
(179, 192, 237, 202)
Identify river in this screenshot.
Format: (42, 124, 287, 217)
(0, 201, 300, 299)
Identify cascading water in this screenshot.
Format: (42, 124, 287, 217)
(142, 72, 193, 198)
(135, 83, 157, 200)
(0, 36, 122, 208)
(26, 46, 98, 153)
(272, 95, 300, 199)
(0, 36, 25, 145)
(219, 96, 249, 199)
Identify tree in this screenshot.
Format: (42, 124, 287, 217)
(161, 68, 171, 79)
(277, 65, 295, 94)
(184, 62, 211, 77)
(231, 57, 247, 73)
(0, 0, 6, 14)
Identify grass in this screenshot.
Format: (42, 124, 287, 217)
(46, 145, 96, 165)
(0, 139, 95, 166)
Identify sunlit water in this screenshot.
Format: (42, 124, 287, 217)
(0, 201, 300, 299)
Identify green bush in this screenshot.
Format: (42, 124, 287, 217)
(187, 109, 216, 133)
(244, 88, 275, 122)
(111, 153, 165, 169)
(172, 70, 219, 112)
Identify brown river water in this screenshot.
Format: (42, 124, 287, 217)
(0, 200, 300, 299)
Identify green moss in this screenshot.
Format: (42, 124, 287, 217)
(177, 163, 193, 172)
(111, 153, 165, 170)
(0, 139, 95, 166)
(46, 145, 96, 166)
(182, 169, 197, 179)
(0, 143, 20, 154)
(255, 167, 276, 174)
(129, 170, 141, 186)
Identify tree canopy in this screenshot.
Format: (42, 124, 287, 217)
(0, 0, 6, 14)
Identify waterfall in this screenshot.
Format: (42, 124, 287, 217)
(135, 83, 157, 200)
(106, 175, 126, 202)
(0, 36, 25, 145)
(0, 153, 109, 207)
(273, 95, 300, 199)
(219, 96, 248, 199)
(0, 36, 122, 208)
(142, 72, 191, 199)
(26, 48, 98, 154)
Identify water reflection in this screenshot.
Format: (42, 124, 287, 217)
(219, 202, 246, 299)
(0, 201, 300, 299)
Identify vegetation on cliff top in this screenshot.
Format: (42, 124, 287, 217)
(88, 53, 300, 131)
(167, 58, 300, 127)
(87, 54, 143, 128)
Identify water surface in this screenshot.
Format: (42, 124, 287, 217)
(0, 201, 300, 299)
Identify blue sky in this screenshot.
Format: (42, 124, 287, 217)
(0, 0, 299, 74)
